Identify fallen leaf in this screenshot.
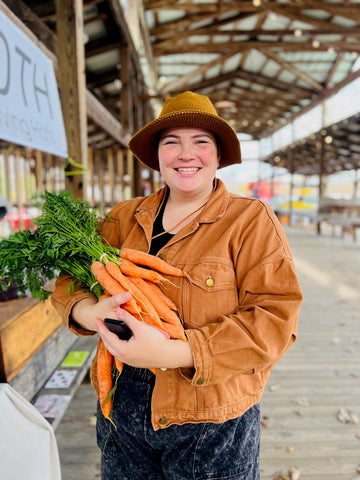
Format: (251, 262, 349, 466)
(89, 415, 97, 426)
(261, 419, 270, 428)
(269, 382, 281, 392)
(337, 408, 359, 424)
(289, 467, 301, 480)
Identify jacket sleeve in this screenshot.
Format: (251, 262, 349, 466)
(51, 273, 98, 335)
(184, 205, 303, 386)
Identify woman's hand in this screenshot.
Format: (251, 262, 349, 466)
(71, 292, 134, 333)
(96, 306, 194, 370)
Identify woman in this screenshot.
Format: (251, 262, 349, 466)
(51, 91, 302, 480)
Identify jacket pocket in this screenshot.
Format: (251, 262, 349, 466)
(182, 257, 238, 327)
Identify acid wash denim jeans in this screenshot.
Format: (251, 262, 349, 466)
(96, 370, 260, 480)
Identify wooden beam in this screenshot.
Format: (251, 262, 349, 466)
(56, 0, 88, 198)
(162, 51, 240, 94)
(120, 46, 133, 131)
(107, 0, 145, 86)
(154, 39, 360, 56)
(1, 0, 57, 64)
(264, 51, 324, 92)
(86, 90, 130, 145)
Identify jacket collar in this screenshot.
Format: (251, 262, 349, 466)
(136, 178, 230, 225)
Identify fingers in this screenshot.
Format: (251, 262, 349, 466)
(107, 292, 132, 308)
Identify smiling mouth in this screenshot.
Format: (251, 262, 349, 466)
(175, 167, 200, 174)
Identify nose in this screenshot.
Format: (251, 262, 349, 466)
(179, 141, 194, 160)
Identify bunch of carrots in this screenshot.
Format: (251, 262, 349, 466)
(0, 192, 186, 423)
(91, 247, 186, 423)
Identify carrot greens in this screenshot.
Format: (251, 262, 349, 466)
(0, 191, 119, 300)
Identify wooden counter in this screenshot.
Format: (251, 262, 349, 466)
(0, 295, 63, 383)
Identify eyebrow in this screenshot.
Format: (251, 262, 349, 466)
(159, 133, 215, 141)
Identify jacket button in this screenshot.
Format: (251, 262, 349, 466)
(196, 377, 205, 385)
(205, 277, 214, 287)
(159, 416, 168, 425)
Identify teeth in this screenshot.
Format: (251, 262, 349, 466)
(177, 168, 199, 173)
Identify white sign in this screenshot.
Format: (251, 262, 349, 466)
(0, 10, 68, 157)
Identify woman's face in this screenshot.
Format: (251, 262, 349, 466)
(158, 127, 220, 198)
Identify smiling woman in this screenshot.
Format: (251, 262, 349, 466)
(157, 127, 220, 218)
(51, 91, 302, 480)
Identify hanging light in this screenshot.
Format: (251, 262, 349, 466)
(324, 135, 333, 144)
(312, 40, 320, 48)
(294, 29, 302, 37)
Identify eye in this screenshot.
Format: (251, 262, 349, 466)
(195, 138, 213, 145)
(160, 138, 178, 145)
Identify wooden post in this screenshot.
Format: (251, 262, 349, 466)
(120, 46, 133, 133)
(289, 167, 294, 227)
(4, 150, 13, 233)
(87, 149, 94, 207)
(107, 149, 115, 205)
(56, 0, 88, 199)
(353, 168, 359, 199)
(120, 45, 137, 197)
(317, 137, 325, 235)
(98, 151, 105, 215)
(35, 150, 43, 199)
(127, 149, 135, 197)
(116, 149, 124, 202)
(15, 150, 23, 230)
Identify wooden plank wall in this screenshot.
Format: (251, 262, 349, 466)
(0, 146, 132, 238)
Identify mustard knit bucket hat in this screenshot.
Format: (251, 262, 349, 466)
(128, 91, 241, 171)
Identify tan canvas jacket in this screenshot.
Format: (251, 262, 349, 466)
(51, 179, 302, 430)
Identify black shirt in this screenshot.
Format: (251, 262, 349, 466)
(149, 194, 174, 256)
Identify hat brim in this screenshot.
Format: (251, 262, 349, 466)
(128, 111, 241, 171)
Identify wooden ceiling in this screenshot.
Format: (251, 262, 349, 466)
(3, 0, 360, 176)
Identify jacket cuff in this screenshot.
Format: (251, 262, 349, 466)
(182, 329, 211, 386)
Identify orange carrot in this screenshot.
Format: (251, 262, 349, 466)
(97, 340, 115, 422)
(91, 261, 127, 296)
(104, 261, 134, 291)
(130, 277, 186, 341)
(130, 277, 182, 326)
(158, 322, 186, 341)
(143, 280, 178, 310)
(125, 277, 165, 329)
(119, 258, 169, 284)
(99, 292, 111, 301)
(119, 247, 184, 277)
(115, 358, 123, 374)
(92, 261, 141, 315)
